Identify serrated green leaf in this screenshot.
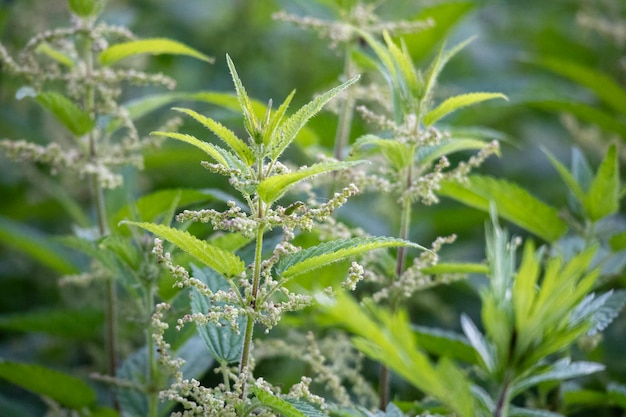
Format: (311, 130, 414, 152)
(352, 135, 412, 169)
(422, 37, 474, 103)
(423, 93, 507, 126)
(0, 360, 95, 409)
(258, 160, 362, 204)
(121, 222, 245, 277)
(510, 358, 604, 397)
(0, 309, 103, 340)
(534, 57, 626, 115)
(438, 175, 568, 242)
(270, 75, 360, 160)
(587, 290, 626, 335)
(585, 143, 619, 221)
(30, 92, 94, 136)
(190, 265, 244, 364)
(416, 138, 497, 167)
(263, 90, 296, 146)
(99, 38, 213, 66)
(35, 43, 74, 67)
(278, 236, 427, 279)
(173, 107, 254, 166)
(284, 399, 327, 417)
(253, 386, 306, 417)
(226, 54, 260, 142)
(151, 131, 238, 169)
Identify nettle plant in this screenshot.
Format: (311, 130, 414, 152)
(123, 55, 424, 416)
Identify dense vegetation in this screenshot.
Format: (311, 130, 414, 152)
(0, 1, 625, 416)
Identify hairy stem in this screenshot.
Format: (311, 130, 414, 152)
(379, 163, 414, 411)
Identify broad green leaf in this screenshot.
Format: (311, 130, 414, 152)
(586, 290, 626, 336)
(584, 144, 619, 221)
(0, 215, 78, 274)
(172, 107, 254, 166)
(352, 135, 412, 169)
(257, 160, 363, 204)
(543, 148, 586, 206)
(423, 93, 507, 126)
(608, 383, 626, 408)
(460, 314, 495, 372)
(121, 222, 245, 277)
(284, 399, 326, 417)
(510, 358, 605, 397)
(438, 175, 568, 242)
(190, 265, 245, 364)
(252, 386, 306, 417)
(0, 309, 102, 340)
(278, 236, 427, 279)
(151, 131, 240, 170)
(0, 360, 95, 409)
(562, 389, 609, 407)
(68, 0, 105, 17)
(35, 43, 73, 67)
(99, 38, 213, 66)
(270, 75, 360, 160)
(25, 91, 94, 136)
(534, 57, 626, 115)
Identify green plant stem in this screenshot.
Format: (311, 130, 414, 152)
(146, 283, 158, 417)
(239, 196, 266, 398)
(333, 41, 357, 161)
(379, 164, 414, 410)
(83, 28, 119, 411)
(494, 379, 512, 417)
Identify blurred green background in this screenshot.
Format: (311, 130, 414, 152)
(0, 0, 624, 414)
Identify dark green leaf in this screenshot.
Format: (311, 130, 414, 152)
(29, 91, 94, 136)
(584, 144, 619, 221)
(190, 265, 245, 364)
(0, 360, 95, 409)
(252, 386, 306, 417)
(0, 309, 102, 339)
(100, 38, 213, 66)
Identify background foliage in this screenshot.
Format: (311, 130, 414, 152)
(0, 0, 625, 416)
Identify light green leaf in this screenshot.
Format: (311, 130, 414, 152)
(352, 135, 413, 169)
(422, 37, 474, 102)
(28, 92, 94, 136)
(258, 160, 362, 204)
(421, 262, 489, 275)
(226, 54, 260, 142)
(438, 175, 568, 242)
(416, 138, 497, 167)
(172, 107, 254, 166)
(262, 90, 296, 146)
(0, 360, 96, 409)
(99, 38, 214, 66)
(35, 43, 74, 67)
(0, 309, 102, 340)
(534, 57, 626, 115)
(252, 386, 306, 417)
(121, 222, 245, 277)
(284, 399, 326, 417)
(190, 265, 245, 364)
(68, 0, 105, 17)
(584, 143, 619, 221)
(423, 92, 507, 126)
(609, 230, 626, 251)
(510, 358, 604, 397)
(412, 325, 477, 363)
(270, 75, 360, 160)
(543, 148, 586, 206)
(151, 131, 237, 169)
(460, 314, 495, 372)
(278, 236, 427, 279)
(509, 407, 565, 417)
